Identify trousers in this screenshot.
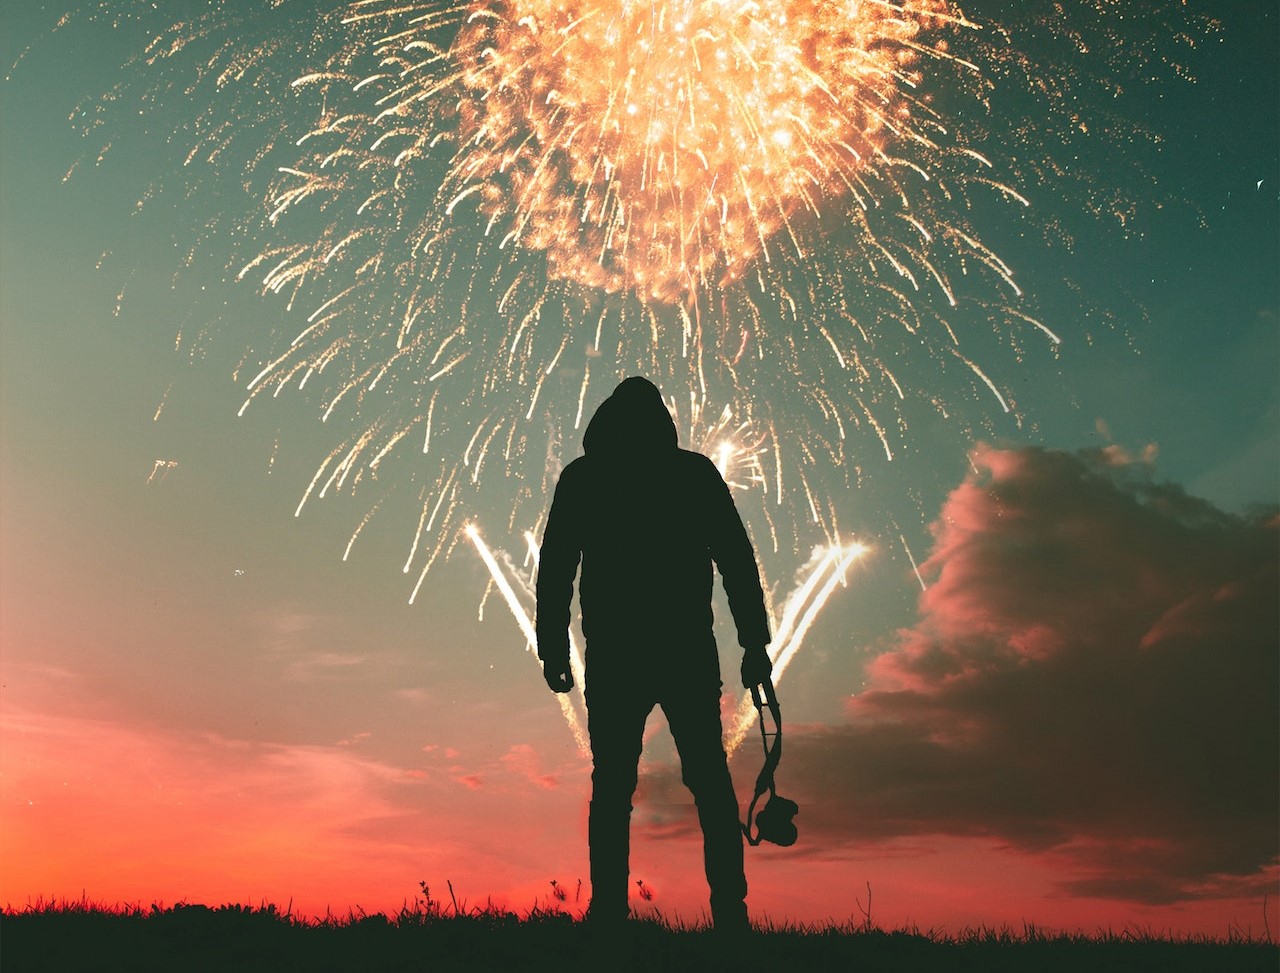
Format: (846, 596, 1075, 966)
(585, 672, 747, 923)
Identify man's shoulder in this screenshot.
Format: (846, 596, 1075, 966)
(675, 448, 717, 470)
(675, 449, 723, 483)
(553, 456, 590, 491)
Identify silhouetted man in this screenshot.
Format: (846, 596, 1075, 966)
(535, 376, 772, 932)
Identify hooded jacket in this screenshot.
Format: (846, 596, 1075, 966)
(535, 377, 771, 687)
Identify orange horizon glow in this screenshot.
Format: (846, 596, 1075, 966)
(4, 702, 1275, 938)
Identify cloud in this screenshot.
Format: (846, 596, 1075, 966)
(772, 446, 1278, 904)
(501, 743, 561, 790)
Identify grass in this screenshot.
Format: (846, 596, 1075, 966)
(3, 889, 1276, 973)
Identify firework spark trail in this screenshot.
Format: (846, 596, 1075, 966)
(725, 539, 867, 753)
(516, 527, 589, 694)
(44, 1, 1213, 632)
(196, 0, 1079, 578)
(477, 519, 865, 752)
(146, 459, 179, 485)
(466, 524, 590, 750)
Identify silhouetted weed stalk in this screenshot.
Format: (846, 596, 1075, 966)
(4, 885, 1276, 973)
(5, 884, 1278, 942)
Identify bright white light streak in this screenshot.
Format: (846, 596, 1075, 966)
(770, 547, 841, 651)
(344, 502, 382, 561)
(725, 540, 868, 753)
(518, 531, 588, 712)
(466, 524, 589, 752)
(471, 524, 865, 757)
(772, 543, 867, 679)
(954, 350, 1010, 413)
(899, 532, 927, 591)
(715, 441, 734, 479)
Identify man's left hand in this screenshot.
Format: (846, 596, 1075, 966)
(740, 645, 772, 688)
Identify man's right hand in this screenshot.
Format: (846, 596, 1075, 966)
(543, 662, 575, 694)
(740, 645, 772, 688)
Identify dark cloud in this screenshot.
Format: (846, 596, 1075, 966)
(642, 446, 1278, 905)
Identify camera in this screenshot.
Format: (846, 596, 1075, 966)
(754, 793, 799, 847)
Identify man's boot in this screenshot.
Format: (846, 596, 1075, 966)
(697, 789, 749, 933)
(587, 798, 632, 925)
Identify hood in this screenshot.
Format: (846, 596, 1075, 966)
(583, 376, 678, 459)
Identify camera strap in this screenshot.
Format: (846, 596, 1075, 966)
(742, 676, 790, 846)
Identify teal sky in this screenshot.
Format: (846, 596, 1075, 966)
(1, 0, 1276, 930)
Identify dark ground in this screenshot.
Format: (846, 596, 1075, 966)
(3, 903, 1276, 973)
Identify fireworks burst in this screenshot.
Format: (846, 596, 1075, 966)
(225, 0, 1034, 568)
(443, 0, 974, 304)
(32, 0, 1212, 718)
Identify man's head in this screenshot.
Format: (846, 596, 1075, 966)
(583, 376, 678, 459)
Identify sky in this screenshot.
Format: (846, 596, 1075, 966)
(1, 0, 1277, 936)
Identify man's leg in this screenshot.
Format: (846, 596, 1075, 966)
(585, 682, 651, 923)
(663, 684, 748, 929)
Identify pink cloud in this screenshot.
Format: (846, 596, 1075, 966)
(501, 743, 560, 790)
(771, 446, 1278, 905)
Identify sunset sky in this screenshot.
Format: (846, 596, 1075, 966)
(2, 0, 1277, 936)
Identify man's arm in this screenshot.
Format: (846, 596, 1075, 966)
(704, 458, 772, 684)
(535, 463, 582, 693)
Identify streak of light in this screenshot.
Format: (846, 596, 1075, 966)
(725, 540, 868, 753)
(466, 523, 589, 752)
(899, 532, 927, 591)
